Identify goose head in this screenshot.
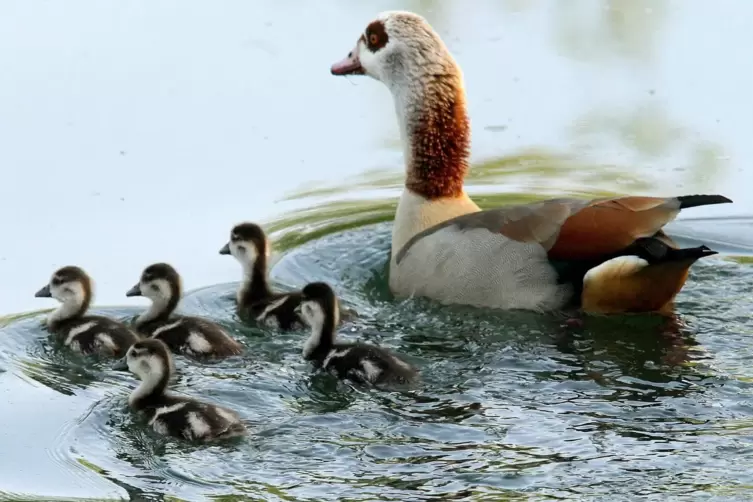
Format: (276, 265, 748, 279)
(114, 338, 172, 381)
(35, 265, 92, 310)
(126, 263, 181, 304)
(331, 11, 470, 201)
(126, 263, 182, 322)
(295, 282, 339, 333)
(219, 222, 269, 270)
(330, 11, 460, 89)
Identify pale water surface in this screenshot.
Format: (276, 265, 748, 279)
(1, 1, 752, 500)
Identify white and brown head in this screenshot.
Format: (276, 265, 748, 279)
(35, 266, 93, 322)
(331, 11, 470, 200)
(113, 339, 174, 404)
(121, 339, 172, 380)
(295, 282, 340, 358)
(331, 11, 459, 89)
(126, 263, 182, 320)
(219, 222, 270, 270)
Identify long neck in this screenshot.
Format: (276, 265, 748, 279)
(302, 312, 337, 361)
(389, 72, 480, 257)
(47, 295, 90, 327)
(129, 366, 169, 409)
(394, 71, 471, 200)
(239, 254, 272, 305)
(136, 293, 179, 326)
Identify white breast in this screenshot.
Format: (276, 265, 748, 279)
(389, 225, 571, 311)
(391, 189, 480, 260)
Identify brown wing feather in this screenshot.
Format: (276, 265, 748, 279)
(494, 196, 682, 259)
(491, 199, 589, 250)
(544, 197, 683, 260)
(396, 194, 728, 267)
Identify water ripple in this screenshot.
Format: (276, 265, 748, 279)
(0, 223, 752, 500)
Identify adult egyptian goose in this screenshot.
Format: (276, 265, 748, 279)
(330, 11, 732, 314)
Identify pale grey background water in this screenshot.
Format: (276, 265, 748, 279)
(1, 0, 751, 316)
(0, 1, 752, 500)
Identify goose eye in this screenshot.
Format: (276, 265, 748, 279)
(365, 21, 388, 51)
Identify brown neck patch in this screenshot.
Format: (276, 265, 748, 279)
(405, 75, 470, 200)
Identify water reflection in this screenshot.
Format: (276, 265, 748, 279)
(0, 222, 751, 499)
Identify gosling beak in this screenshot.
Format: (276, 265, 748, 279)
(112, 358, 129, 371)
(294, 304, 302, 316)
(219, 242, 231, 255)
(125, 284, 142, 297)
(35, 284, 51, 298)
(331, 42, 364, 76)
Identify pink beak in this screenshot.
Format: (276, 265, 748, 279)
(331, 42, 364, 76)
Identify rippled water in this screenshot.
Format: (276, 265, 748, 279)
(2, 0, 753, 500)
(2, 223, 753, 500)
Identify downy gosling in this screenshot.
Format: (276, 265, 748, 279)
(113, 339, 247, 442)
(296, 282, 417, 385)
(34, 265, 139, 357)
(126, 263, 243, 358)
(220, 222, 357, 330)
(219, 222, 306, 330)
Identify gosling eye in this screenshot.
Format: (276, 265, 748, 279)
(237, 245, 246, 253)
(150, 284, 160, 292)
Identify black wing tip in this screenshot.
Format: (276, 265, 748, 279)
(697, 246, 719, 258)
(676, 244, 719, 261)
(678, 194, 733, 209)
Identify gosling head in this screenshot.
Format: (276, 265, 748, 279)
(117, 338, 172, 381)
(126, 263, 181, 305)
(295, 282, 339, 332)
(219, 222, 269, 268)
(330, 11, 459, 88)
(35, 265, 92, 306)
